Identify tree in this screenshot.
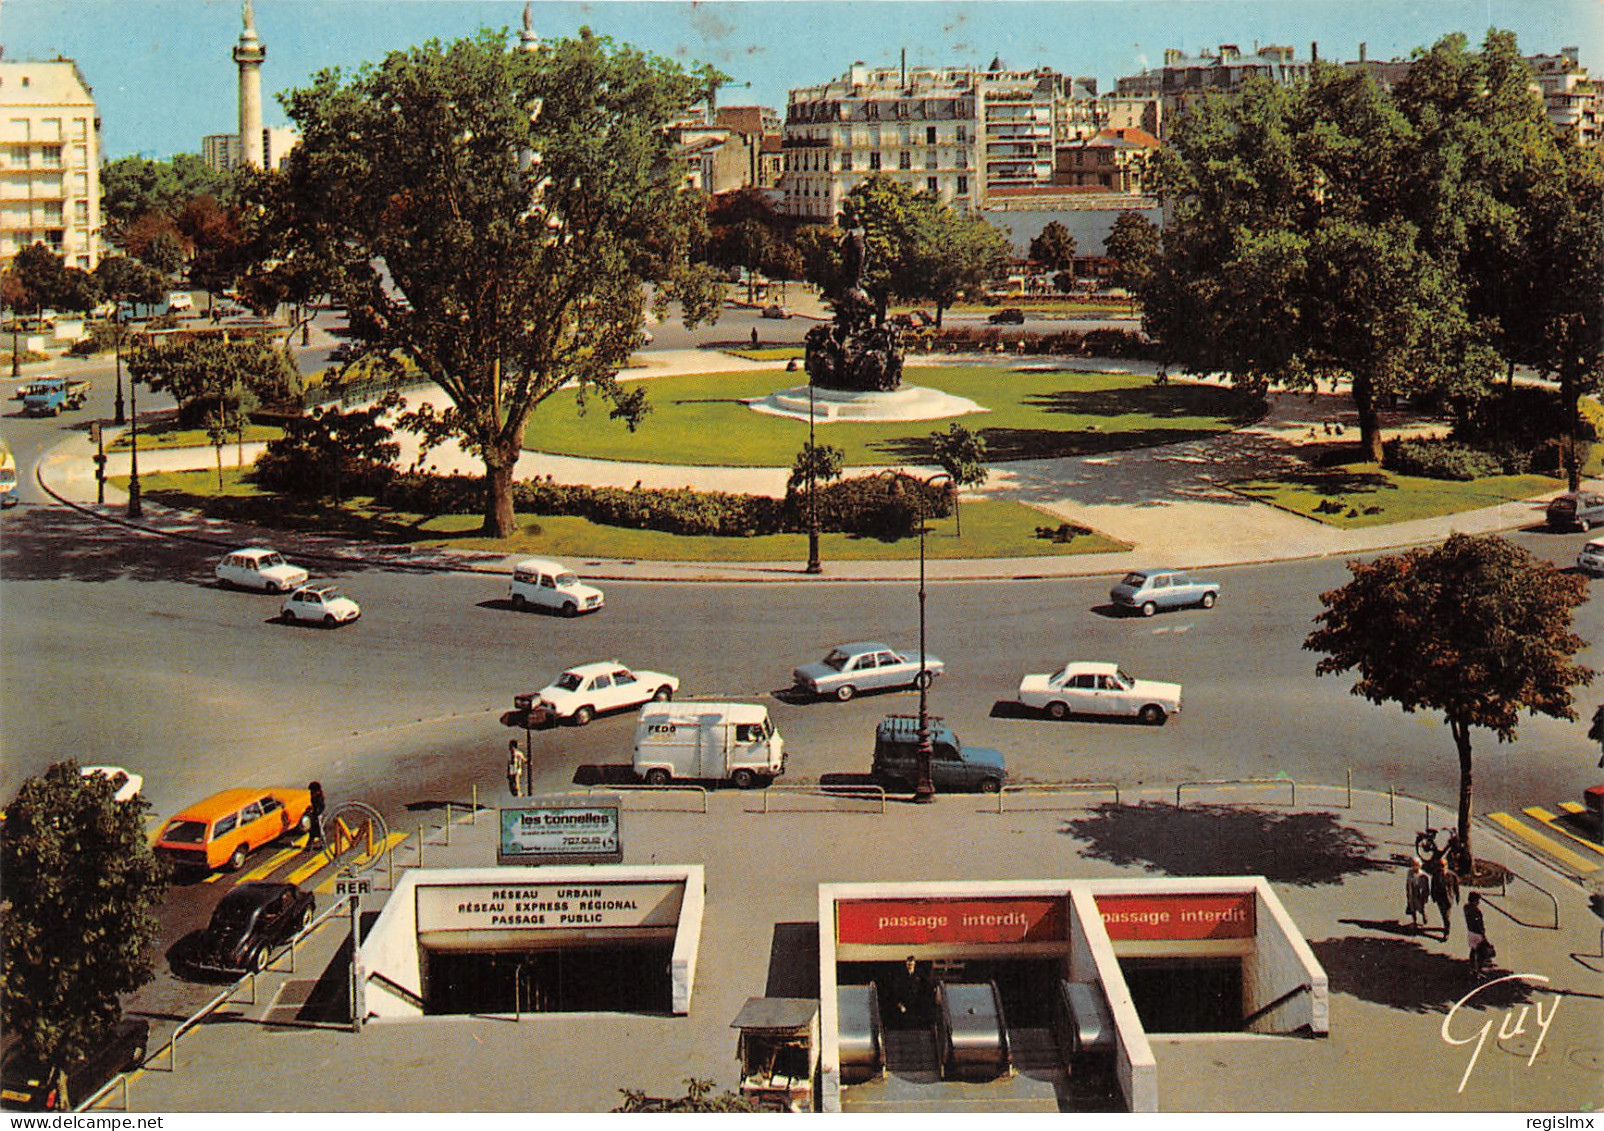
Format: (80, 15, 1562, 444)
(204, 380, 260, 488)
(1029, 220, 1077, 274)
(250, 27, 723, 537)
(11, 243, 70, 312)
(180, 195, 249, 309)
(706, 187, 798, 303)
(1, 762, 167, 1078)
(615, 1078, 758, 1112)
(911, 206, 1011, 326)
(929, 422, 988, 536)
(128, 337, 296, 427)
(94, 255, 167, 316)
(1103, 211, 1160, 314)
(101, 154, 234, 242)
(254, 394, 403, 501)
(1304, 533, 1593, 870)
(788, 440, 844, 494)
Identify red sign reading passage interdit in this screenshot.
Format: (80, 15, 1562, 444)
(836, 897, 1067, 945)
(1095, 892, 1256, 941)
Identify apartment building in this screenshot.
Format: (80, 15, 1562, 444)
(0, 58, 101, 270)
(1528, 48, 1601, 147)
(1054, 127, 1161, 192)
(201, 126, 299, 173)
(667, 105, 784, 195)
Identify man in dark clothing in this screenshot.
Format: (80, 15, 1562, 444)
(1465, 892, 1493, 978)
(888, 955, 934, 1028)
(306, 781, 327, 848)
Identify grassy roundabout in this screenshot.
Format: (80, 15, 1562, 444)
(125, 469, 1132, 561)
(1229, 463, 1561, 527)
(524, 365, 1258, 467)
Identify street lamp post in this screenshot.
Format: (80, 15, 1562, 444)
(112, 305, 125, 425)
(881, 469, 951, 804)
(806, 380, 822, 574)
(126, 335, 142, 518)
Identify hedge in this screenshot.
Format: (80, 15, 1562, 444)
(1383, 438, 1502, 481)
(906, 325, 1154, 359)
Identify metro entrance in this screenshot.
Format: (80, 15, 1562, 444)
(425, 942, 675, 1015)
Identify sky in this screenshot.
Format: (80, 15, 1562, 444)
(1, 0, 1601, 160)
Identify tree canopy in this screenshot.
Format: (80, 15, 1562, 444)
(1029, 221, 1077, 272)
(1, 762, 167, 1071)
(249, 26, 724, 536)
(101, 153, 234, 240)
(1304, 533, 1592, 866)
(128, 336, 297, 427)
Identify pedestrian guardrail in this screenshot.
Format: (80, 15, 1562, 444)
(760, 783, 888, 815)
(1176, 777, 1297, 807)
(590, 783, 710, 814)
(996, 781, 1121, 814)
(1493, 868, 1560, 931)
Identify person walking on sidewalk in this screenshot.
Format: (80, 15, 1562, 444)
(1404, 856, 1432, 929)
(507, 739, 528, 798)
(1464, 892, 1494, 978)
(306, 781, 326, 849)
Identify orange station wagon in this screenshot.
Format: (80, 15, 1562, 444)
(154, 787, 313, 873)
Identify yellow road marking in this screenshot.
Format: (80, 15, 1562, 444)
(1523, 805, 1604, 855)
(285, 849, 336, 886)
(238, 846, 301, 882)
(1558, 800, 1585, 815)
(314, 832, 409, 894)
(1489, 812, 1598, 872)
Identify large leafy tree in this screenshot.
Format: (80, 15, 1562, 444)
(11, 243, 98, 314)
(1, 762, 167, 1076)
(101, 153, 234, 243)
(1030, 220, 1078, 291)
(249, 27, 723, 536)
(912, 205, 1011, 325)
(1103, 211, 1160, 312)
(705, 187, 797, 302)
(93, 255, 167, 316)
(1305, 534, 1592, 869)
(1145, 48, 1515, 460)
(129, 336, 296, 426)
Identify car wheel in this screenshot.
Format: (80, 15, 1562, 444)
(978, 776, 1002, 794)
(732, 768, 757, 790)
(1141, 601, 1157, 618)
(1138, 704, 1167, 726)
(246, 945, 265, 973)
(835, 684, 856, 702)
(1582, 519, 1593, 532)
(572, 705, 593, 726)
(1047, 700, 1069, 721)
(268, 581, 282, 594)
(561, 602, 578, 618)
(323, 614, 336, 627)
(511, 592, 527, 610)
(914, 670, 934, 690)
(652, 685, 673, 702)
(227, 844, 248, 872)
(282, 607, 296, 624)
(645, 768, 671, 786)
(1200, 591, 1217, 609)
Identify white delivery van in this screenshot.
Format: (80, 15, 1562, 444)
(633, 702, 785, 789)
(508, 557, 605, 617)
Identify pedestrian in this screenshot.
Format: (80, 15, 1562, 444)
(751, 327, 759, 346)
(1404, 856, 1431, 929)
(1464, 893, 1494, 978)
(507, 739, 527, 798)
(306, 781, 326, 848)
(1588, 704, 1604, 769)
(1427, 852, 1460, 939)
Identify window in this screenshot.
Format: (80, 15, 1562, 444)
(927, 177, 939, 192)
(42, 201, 62, 224)
(614, 671, 637, 687)
(926, 153, 938, 169)
(40, 145, 61, 166)
(956, 125, 968, 142)
(869, 152, 881, 171)
(899, 151, 911, 170)
(956, 175, 969, 194)
(540, 574, 556, 588)
(240, 802, 264, 823)
(260, 796, 282, 817)
(213, 813, 239, 837)
(590, 675, 612, 691)
(926, 126, 938, 144)
(840, 153, 852, 171)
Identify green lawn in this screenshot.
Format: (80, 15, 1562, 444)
(1229, 463, 1560, 527)
(526, 366, 1256, 467)
(126, 468, 1130, 560)
(721, 346, 806, 362)
(108, 420, 283, 451)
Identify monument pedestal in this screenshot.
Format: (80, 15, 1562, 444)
(746, 384, 985, 423)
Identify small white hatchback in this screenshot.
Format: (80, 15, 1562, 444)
(281, 584, 361, 627)
(508, 557, 604, 617)
(216, 548, 310, 593)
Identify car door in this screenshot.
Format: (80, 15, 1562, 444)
(930, 741, 963, 789)
(537, 572, 559, 611)
(258, 793, 291, 839)
(1168, 572, 1193, 605)
(876, 651, 907, 688)
(588, 672, 617, 711)
(1100, 674, 1135, 715)
(260, 888, 292, 944)
(1066, 672, 1099, 712)
(611, 668, 641, 708)
(1148, 573, 1173, 608)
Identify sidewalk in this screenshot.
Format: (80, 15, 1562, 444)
(93, 783, 1604, 1113)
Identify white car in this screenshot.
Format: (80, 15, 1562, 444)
(216, 548, 309, 593)
(1579, 539, 1604, 575)
(281, 584, 361, 627)
(508, 557, 604, 616)
(1016, 660, 1182, 725)
(80, 765, 143, 803)
(524, 661, 679, 726)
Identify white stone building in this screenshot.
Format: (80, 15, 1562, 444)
(0, 59, 101, 271)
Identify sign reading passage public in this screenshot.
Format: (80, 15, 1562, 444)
(1095, 892, 1256, 941)
(498, 796, 623, 865)
(836, 897, 1067, 946)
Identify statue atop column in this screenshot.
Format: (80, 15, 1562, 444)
(804, 229, 904, 393)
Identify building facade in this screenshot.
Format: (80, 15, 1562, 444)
(202, 126, 299, 173)
(0, 59, 101, 271)
(1528, 48, 1602, 148)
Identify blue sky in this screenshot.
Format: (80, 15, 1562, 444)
(3, 0, 1601, 159)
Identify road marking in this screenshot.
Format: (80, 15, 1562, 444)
(285, 849, 337, 885)
(1488, 812, 1598, 872)
(238, 846, 301, 882)
(314, 832, 409, 894)
(1522, 805, 1604, 855)
(1559, 800, 1586, 815)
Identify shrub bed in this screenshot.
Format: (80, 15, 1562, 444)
(1383, 438, 1502, 481)
(908, 325, 1154, 359)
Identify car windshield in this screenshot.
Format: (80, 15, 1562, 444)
(1553, 497, 1578, 510)
(1115, 669, 1135, 689)
(209, 900, 259, 928)
(554, 672, 584, 692)
(822, 649, 851, 671)
(1120, 572, 1148, 586)
(315, 587, 341, 601)
(163, 819, 207, 844)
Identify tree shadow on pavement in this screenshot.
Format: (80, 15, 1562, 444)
(1307, 935, 1544, 1014)
(1060, 801, 1390, 887)
(0, 505, 221, 584)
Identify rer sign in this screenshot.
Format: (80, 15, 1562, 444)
(498, 796, 623, 865)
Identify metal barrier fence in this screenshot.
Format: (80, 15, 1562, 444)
(590, 783, 710, 814)
(996, 781, 1121, 814)
(78, 895, 355, 1111)
(1495, 866, 1561, 930)
(760, 783, 888, 814)
(1176, 777, 1298, 807)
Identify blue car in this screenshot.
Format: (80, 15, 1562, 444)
(1110, 568, 1220, 617)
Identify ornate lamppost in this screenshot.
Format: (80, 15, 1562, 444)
(112, 303, 126, 425)
(126, 332, 142, 518)
(879, 469, 952, 804)
(806, 379, 822, 573)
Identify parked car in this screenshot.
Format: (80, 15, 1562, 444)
(153, 786, 313, 873)
(165, 291, 194, 313)
(520, 661, 679, 726)
(1579, 540, 1604, 575)
(508, 557, 604, 616)
(79, 765, 143, 803)
(761, 304, 792, 320)
(793, 642, 943, 702)
(1016, 661, 1183, 725)
(872, 714, 1006, 793)
(216, 547, 309, 593)
(281, 583, 361, 627)
(1546, 491, 1604, 531)
(1109, 568, 1221, 617)
(193, 882, 316, 973)
(988, 308, 1025, 325)
(0, 1018, 149, 1111)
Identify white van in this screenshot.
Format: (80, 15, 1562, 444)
(166, 291, 194, 313)
(508, 557, 604, 617)
(633, 702, 785, 789)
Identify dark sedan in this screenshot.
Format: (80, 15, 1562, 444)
(1, 1019, 149, 1111)
(194, 882, 316, 973)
